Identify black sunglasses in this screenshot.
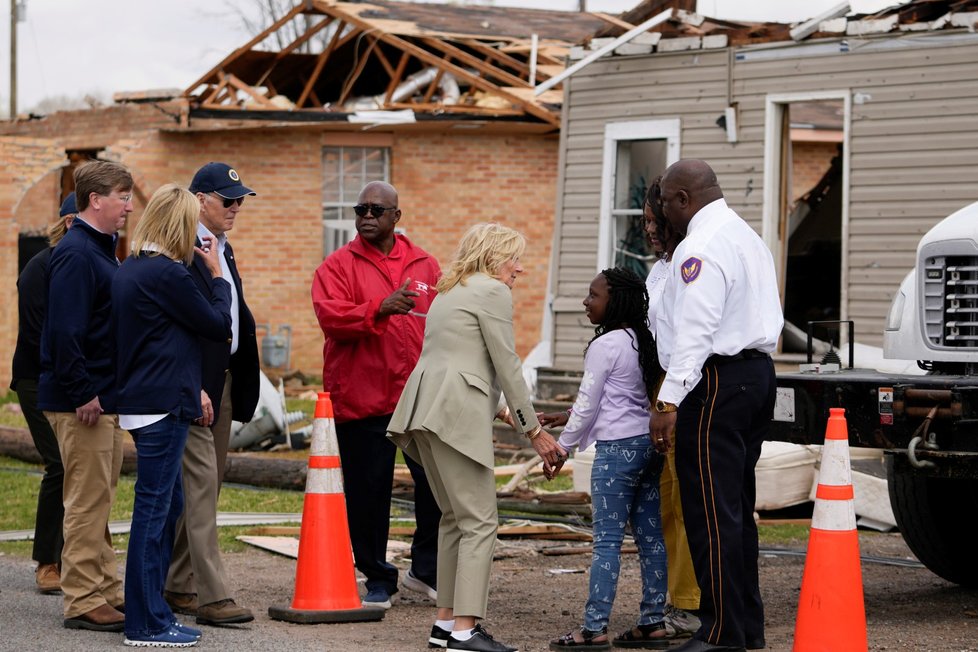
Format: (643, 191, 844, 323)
(212, 193, 244, 208)
(354, 203, 396, 218)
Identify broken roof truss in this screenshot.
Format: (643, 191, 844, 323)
(182, 0, 608, 126)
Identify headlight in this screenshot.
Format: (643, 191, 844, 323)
(886, 290, 906, 331)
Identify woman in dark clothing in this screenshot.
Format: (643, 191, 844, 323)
(112, 184, 232, 648)
(11, 193, 76, 594)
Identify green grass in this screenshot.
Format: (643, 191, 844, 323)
(0, 390, 29, 428)
(0, 455, 305, 559)
(758, 522, 811, 546)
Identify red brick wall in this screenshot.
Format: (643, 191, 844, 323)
(791, 141, 838, 202)
(393, 132, 558, 360)
(2, 138, 77, 389)
(1, 107, 559, 389)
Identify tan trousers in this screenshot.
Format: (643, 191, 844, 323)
(661, 444, 701, 611)
(46, 411, 125, 618)
(410, 431, 497, 619)
(165, 373, 233, 605)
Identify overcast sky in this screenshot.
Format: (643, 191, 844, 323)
(2, 0, 900, 115)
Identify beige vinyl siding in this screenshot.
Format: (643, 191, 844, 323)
(551, 34, 978, 369)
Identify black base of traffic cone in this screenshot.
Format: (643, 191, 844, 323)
(268, 604, 386, 624)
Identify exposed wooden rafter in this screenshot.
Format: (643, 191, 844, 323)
(181, 0, 604, 125)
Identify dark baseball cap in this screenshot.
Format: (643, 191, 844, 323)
(59, 192, 77, 217)
(188, 162, 257, 198)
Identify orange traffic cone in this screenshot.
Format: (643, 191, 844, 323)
(268, 392, 385, 624)
(792, 407, 867, 651)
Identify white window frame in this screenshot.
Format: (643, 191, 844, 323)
(321, 145, 391, 257)
(761, 90, 851, 322)
(597, 119, 681, 272)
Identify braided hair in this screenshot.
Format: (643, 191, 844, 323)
(586, 267, 663, 402)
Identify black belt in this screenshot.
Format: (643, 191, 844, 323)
(705, 349, 769, 366)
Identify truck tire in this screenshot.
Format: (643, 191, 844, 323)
(887, 465, 978, 587)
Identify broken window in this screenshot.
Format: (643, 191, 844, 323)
(321, 145, 390, 257)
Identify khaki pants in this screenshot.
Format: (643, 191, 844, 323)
(46, 411, 125, 618)
(410, 431, 497, 619)
(661, 444, 701, 611)
(166, 373, 233, 605)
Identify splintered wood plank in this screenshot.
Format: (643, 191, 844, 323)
(384, 52, 411, 105)
(421, 37, 529, 89)
(590, 11, 637, 31)
(422, 66, 447, 103)
(184, 2, 310, 94)
(372, 40, 396, 77)
(226, 73, 277, 107)
(460, 38, 531, 77)
(276, 15, 335, 60)
(338, 37, 382, 106)
(298, 20, 347, 108)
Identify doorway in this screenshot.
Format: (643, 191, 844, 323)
(762, 93, 850, 352)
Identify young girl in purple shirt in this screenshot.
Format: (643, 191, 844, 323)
(543, 267, 677, 650)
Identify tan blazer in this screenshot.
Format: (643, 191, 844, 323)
(388, 273, 540, 469)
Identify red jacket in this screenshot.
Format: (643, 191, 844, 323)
(311, 234, 440, 423)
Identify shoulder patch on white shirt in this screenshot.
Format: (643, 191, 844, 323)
(680, 256, 703, 284)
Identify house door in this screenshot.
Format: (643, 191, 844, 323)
(598, 119, 681, 276)
(763, 93, 850, 352)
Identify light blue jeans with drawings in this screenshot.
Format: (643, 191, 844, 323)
(584, 434, 667, 632)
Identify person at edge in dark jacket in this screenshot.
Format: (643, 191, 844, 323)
(11, 192, 76, 595)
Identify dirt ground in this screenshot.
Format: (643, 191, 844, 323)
(5, 530, 975, 651)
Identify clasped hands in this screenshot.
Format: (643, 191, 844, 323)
(496, 408, 568, 480)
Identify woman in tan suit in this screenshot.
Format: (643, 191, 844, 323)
(389, 223, 564, 652)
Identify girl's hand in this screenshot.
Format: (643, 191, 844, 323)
(537, 411, 569, 428)
(195, 235, 223, 279)
(543, 444, 568, 480)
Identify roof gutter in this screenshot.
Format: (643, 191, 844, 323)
(534, 8, 674, 96)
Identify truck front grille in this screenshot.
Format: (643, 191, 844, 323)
(924, 256, 978, 347)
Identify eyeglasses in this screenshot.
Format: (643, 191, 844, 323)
(353, 203, 396, 218)
(103, 192, 133, 204)
(212, 193, 244, 208)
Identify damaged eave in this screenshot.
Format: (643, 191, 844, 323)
(180, 0, 606, 128)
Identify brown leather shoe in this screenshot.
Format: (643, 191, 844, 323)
(35, 563, 61, 594)
(63, 603, 125, 632)
(164, 590, 199, 616)
(195, 598, 255, 625)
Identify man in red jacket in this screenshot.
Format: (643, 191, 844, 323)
(312, 181, 441, 610)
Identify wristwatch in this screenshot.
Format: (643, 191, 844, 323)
(654, 400, 677, 413)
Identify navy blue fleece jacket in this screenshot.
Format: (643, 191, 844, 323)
(112, 252, 232, 421)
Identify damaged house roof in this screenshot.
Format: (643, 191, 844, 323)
(182, 0, 608, 127)
(571, 0, 978, 60)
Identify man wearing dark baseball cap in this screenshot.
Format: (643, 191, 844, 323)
(165, 163, 260, 626)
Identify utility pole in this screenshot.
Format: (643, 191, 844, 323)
(9, 0, 17, 118)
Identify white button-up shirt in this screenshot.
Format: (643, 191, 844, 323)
(656, 198, 783, 405)
(198, 222, 239, 354)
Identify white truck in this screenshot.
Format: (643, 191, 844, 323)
(771, 200, 978, 587)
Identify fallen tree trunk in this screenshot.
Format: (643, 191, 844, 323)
(0, 425, 307, 490)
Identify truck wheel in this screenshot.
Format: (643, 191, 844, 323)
(887, 464, 978, 587)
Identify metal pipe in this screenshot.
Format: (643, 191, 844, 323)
(529, 33, 538, 87)
(534, 9, 674, 96)
(9, 0, 16, 117)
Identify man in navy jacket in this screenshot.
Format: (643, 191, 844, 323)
(39, 161, 133, 632)
(164, 162, 260, 626)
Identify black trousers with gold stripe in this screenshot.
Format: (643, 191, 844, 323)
(675, 356, 775, 649)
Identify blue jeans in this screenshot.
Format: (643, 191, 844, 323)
(585, 435, 667, 632)
(124, 415, 190, 637)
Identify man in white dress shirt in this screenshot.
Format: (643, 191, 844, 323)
(650, 159, 783, 652)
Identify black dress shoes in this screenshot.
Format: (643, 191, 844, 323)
(672, 639, 746, 652)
